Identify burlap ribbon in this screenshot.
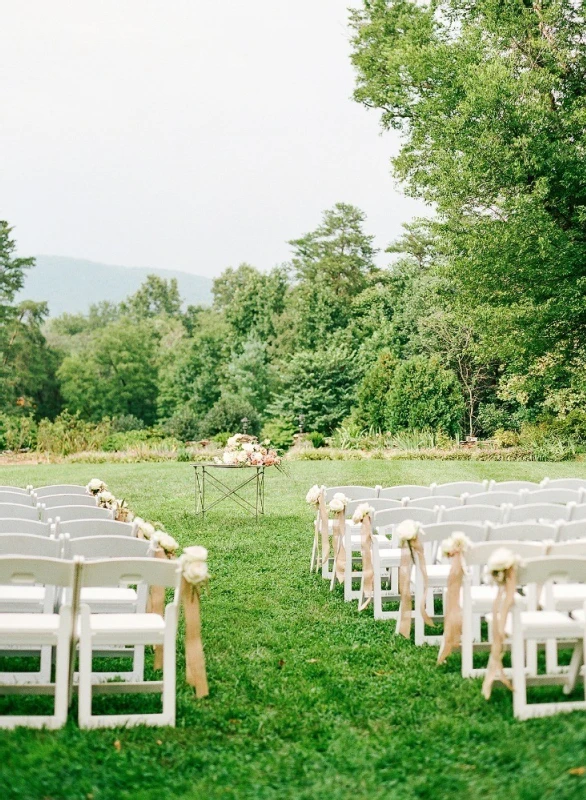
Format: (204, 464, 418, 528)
(333, 509, 346, 583)
(482, 566, 517, 699)
(397, 536, 434, 638)
(437, 550, 465, 664)
(149, 546, 168, 670)
(181, 578, 209, 698)
(318, 490, 330, 570)
(358, 514, 374, 611)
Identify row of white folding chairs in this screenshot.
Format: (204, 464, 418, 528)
(0, 554, 180, 729)
(330, 489, 586, 512)
(0, 518, 137, 538)
(325, 478, 586, 503)
(0, 492, 97, 508)
(0, 503, 114, 522)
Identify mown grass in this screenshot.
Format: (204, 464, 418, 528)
(0, 460, 585, 800)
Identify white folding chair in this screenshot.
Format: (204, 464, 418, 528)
(541, 478, 586, 491)
(569, 504, 586, 522)
(504, 503, 571, 524)
(0, 503, 40, 520)
(486, 522, 559, 542)
(413, 523, 487, 646)
(346, 498, 402, 517)
(0, 519, 53, 536)
(404, 495, 461, 509)
(324, 486, 378, 503)
(0, 555, 76, 729)
(461, 541, 546, 679)
(0, 486, 30, 495)
(508, 557, 586, 720)
(489, 480, 540, 492)
(77, 557, 181, 728)
(431, 481, 488, 496)
(439, 505, 505, 524)
(41, 494, 97, 509)
(557, 520, 586, 542)
(0, 492, 35, 506)
(521, 488, 584, 505)
(44, 506, 113, 523)
(68, 536, 154, 683)
(378, 485, 430, 501)
(57, 519, 137, 539)
(464, 491, 521, 507)
(34, 485, 89, 498)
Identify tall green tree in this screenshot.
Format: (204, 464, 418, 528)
(121, 275, 182, 318)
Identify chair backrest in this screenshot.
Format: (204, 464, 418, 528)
(45, 506, 113, 523)
(488, 480, 540, 492)
(548, 540, 586, 558)
(465, 540, 546, 567)
(541, 478, 586, 491)
(430, 481, 488, 496)
(0, 534, 61, 558)
(0, 491, 34, 506)
(79, 557, 181, 591)
(464, 491, 521, 507)
(41, 494, 97, 509)
(420, 521, 487, 542)
(0, 486, 30, 495)
(56, 519, 136, 539)
(439, 505, 505, 524)
(346, 498, 401, 517)
(378, 485, 430, 500)
(324, 486, 378, 503)
(556, 520, 586, 542)
(486, 522, 558, 542)
(406, 495, 461, 509)
(518, 556, 586, 586)
(0, 503, 40, 520)
(376, 507, 438, 540)
(504, 503, 571, 524)
(0, 519, 52, 536)
(67, 535, 153, 559)
(521, 488, 583, 505)
(34, 484, 88, 498)
(0, 554, 75, 589)
(569, 504, 586, 522)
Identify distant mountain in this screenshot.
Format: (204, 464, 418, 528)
(17, 255, 213, 317)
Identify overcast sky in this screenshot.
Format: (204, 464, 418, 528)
(0, 1, 426, 277)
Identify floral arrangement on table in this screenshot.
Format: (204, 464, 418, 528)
(216, 434, 281, 467)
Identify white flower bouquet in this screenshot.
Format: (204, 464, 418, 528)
(352, 503, 373, 525)
(217, 434, 281, 467)
(441, 531, 472, 558)
(485, 547, 519, 584)
(180, 545, 209, 587)
(306, 484, 323, 507)
(328, 493, 349, 513)
(96, 490, 118, 511)
(86, 478, 107, 496)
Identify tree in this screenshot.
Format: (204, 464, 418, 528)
(122, 275, 182, 318)
(269, 345, 362, 434)
(221, 336, 276, 414)
(353, 350, 397, 431)
(58, 319, 159, 424)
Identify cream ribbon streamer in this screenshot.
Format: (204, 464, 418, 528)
(358, 513, 374, 611)
(397, 536, 434, 638)
(333, 509, 346, 583)
(318, 490, 330, 570)
(181, 578, 209, 698)
(437, 550, 465, 663)
(482, 566, 517, 699)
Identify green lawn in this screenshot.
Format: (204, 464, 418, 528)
(0, 460, 586, 800)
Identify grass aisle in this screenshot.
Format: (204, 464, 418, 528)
(0, 461, 586, 800)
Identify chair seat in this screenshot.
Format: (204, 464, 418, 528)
(81, 587, 137, 605)
(0, 612, 60, 644)
(80, 613, 166, 645)
(571, 609, 585, 624)
(465, 585, 527, 613)
(487, 610, 583, 639)
(426, 564, 451, 586)
(0, 586, 45, 606)
(541, 584, 586, 612)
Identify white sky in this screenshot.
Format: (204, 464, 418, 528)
(0, 0, 426, 276)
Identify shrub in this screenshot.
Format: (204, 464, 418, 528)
(111, 414, 146, 432)
(0, 414, 38, 451)
(198, 395, 261, 438)
(493, 428, 521, 448)
(212, 431, 231, 447)
(476, 402, 529, 436)
(518, 422, 576, 461)
(161, 406, 200, 442)
(36, 411, 112, 455)
(385, 356, 465, 436)
(102, 429, 159, 452)
(307, 431, 326, 448)
(260, 418, 296, 451)
(353, 350, 397, 431)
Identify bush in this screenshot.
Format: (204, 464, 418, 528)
(518, 422, 576, 461)
(111, 414, 145, 433)
(307, 431, 326, 448)
(102, 429, 159, 452)
(198, 395, 261, 438)
(161, 406, 200, 442)
(353, 350, 397, 431)
(493, 428, 521, 448)
(36, 411, 112, 455)
(0, 414, 38, 451)
(476, 402, 529, 436)
(548, 409, 586, 444)
(212, 432, 231, 447)
(385, 356, 465, 437)
(260, 418, 296, 451)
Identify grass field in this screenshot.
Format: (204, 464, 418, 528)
(0, 460, 586, 800)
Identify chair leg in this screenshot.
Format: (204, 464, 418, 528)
(563, 642, 583, 696)
(511, 622, 527, 720)
(40, 645, 52, 683)
(344, 544, 353, 602)
(78, 608, 93, 728)
(53, 607, 72, 729)
(461, 605, 473, 678)
(132, 645, 145, 682)
(162, 608, 177, 725)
